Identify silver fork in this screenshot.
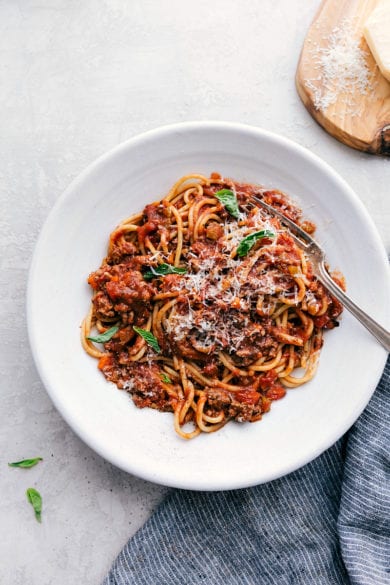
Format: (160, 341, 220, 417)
(251, 196, 390, 352)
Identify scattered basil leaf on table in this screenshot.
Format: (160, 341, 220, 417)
(160, 373, 172, 384)
(26, 488, 42, 523)
(87, 325, 119, 343)
(143, 263, 187, 281)
(236, 230, 275, 257)
(8, 457, 43, 468)
(214, 189, 240, 219)
(133, 327, 161, 353)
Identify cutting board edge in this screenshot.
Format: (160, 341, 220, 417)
(295, 66, 387, 156)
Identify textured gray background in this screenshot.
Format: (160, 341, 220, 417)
(1, 1, 389, 584)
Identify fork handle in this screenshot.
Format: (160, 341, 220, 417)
(315, 262, 390, 352)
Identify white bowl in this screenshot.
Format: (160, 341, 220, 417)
(27, 122, 389, 490)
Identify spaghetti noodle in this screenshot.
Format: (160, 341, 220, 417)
(81, 173, 343, 439)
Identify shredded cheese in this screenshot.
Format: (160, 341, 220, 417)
(161, 207, 291, 353)
(305, 20, 376, 116)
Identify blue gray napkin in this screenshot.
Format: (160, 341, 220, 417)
(103, 357, 389, 585)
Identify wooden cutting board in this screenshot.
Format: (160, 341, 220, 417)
(296, 0, 390, 156)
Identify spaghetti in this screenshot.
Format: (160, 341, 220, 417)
(81, 173, 343, 439)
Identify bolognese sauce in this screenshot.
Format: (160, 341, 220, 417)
(81, 173, 343, 439)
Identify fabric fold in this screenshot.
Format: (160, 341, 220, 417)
(338, 361, 389, 585)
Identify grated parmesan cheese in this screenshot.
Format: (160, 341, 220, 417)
(305, 20, 376, 116)
(122, 379, 135, 391)
(161, 207, 292, 353)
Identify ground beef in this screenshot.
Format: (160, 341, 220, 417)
(85, 175, 343, 438)
(108, 238, 138, 264)
(100, 360, 176, 413)
(205, 387, 269, 423)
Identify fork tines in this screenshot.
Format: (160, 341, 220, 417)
(250, 195, 316, 250)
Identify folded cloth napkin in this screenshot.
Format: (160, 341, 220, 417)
(103, 357, 389, 585)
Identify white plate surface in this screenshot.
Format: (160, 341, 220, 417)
(27, 122, 389, 490)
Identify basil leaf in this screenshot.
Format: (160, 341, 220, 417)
(8, 457, 42, 468)
(26, 488, 42, 523)
(133, 327, 161, 353)
(236, 230, 275, 257)
(214, 189, 240, 219)
(160, 373, 172, 384)
(87, 325, 119, 343)
(143, 263, 187, 281)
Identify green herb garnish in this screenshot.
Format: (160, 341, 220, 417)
(8, 457, 43, 469)
(160, 373, 172, 384)
(87, 325, 119, 343)
(236, 230, 275, 257)
(143, 263, 187, 281)
(214, 189, 240, 219)
(26, 488, 42, 523)
(133, 327, 161, 353)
